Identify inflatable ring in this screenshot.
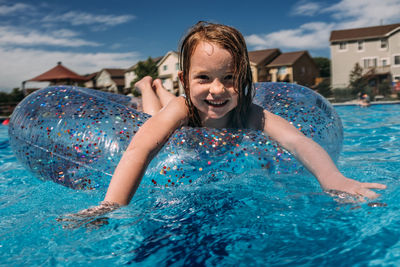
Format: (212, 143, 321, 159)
(8, 83, 343, 190)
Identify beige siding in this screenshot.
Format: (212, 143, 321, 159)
(96, 71, 117, 93)
(389, 32, 400, 80)
(158, 52, 184, 95)
(331, 29, 400, 89)
(125, 71, 137, 89)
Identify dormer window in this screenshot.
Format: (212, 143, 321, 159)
(357, 41, 364, 51)
(380, 39, 388, 49)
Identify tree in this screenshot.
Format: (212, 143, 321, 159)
(0, 88, 24, 103)
(349, 63, 368, 95)
(313, 57, 330, 77)
(130, 57, 159, 89)
(377, 80, 392, 96)
(9, 88, 24, 102)
(315, 78, 332, 97)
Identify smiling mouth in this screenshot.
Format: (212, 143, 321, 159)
(204, 99, 228, 107)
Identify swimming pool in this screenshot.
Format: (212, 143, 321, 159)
(1, 104, 399, 266)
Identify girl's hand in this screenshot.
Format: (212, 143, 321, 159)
(56, 201, 120, 229)
(321, 173, 386, 202)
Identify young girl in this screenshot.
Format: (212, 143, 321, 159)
(68, 21, 385, 218)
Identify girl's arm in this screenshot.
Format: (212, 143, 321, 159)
(261, 109, 386, 199)
(104, 96, 188, 205)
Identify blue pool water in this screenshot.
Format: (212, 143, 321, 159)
(1, 104, 400, 266)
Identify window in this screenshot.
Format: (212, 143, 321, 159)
(339, 42, 347, 50)
(394, 55, 400, 66)
(175, 63, 179, 70)
(163, 65, 168, 71)
(363, 58, 377, 68)
(357, 40, 364, 51)
(278, 67, 286, 75)
(394, 76, 400, 81)
(380, 39, 388, 49)
(381, 58, 388, 66)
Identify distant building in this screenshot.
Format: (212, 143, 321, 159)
(23, 62, 87, 94)
(248, 48, 281, 82)
(84, 72, 99, 89)
(124, 57, 162, 92)
(124, 64, 137, 91)
(153, 48, 317, 94)
(157, 51, 184, 95)
(267, 51, 319, 87)
(95, 68, 126, 94)
(330, 23, 400, 89)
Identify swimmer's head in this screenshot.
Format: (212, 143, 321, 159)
(178, 21, 253, 127)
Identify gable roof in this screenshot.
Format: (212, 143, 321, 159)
(29, 62, 87, 82)
(157, 51, 179, 67)
(113, 77, 125, 87)
(330, 23, 400, 42)
(267, 51, 309, 67)
(102, 68, 125, 77)
(248, 48, 280, 66)
(84, 72, 98, 81)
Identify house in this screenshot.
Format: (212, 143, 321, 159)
(266, 51, 318, 87)
(248, 48, 281, 82)
(84, 72, 99, 89)
(95, 68, 126, 94)
(133, 48, 316, 97)
(124, 64, 137, 90)
(124, 57, 162, 92)
(157, 51, 184, 95)
(330, 23, 400, 90)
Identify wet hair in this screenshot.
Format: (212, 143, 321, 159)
(179, 21, 254, 128)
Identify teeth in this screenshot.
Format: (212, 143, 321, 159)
(206, 100, 226, 105)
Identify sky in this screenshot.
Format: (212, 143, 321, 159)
(0, 0, 399, 92)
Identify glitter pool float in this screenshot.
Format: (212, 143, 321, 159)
(8, 83, 343, 190)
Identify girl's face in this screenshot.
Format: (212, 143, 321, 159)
(186, 41, 238, 128)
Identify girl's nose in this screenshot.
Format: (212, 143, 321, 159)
(209, 79, 225, 95)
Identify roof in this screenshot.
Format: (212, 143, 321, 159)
(29, 62, 87, 82)
(102, 68, 125, 77)
(267, 51, 309, 67)
(113, 77, 125, 87)
(248, 48, 280, 66)
(84, 72, 98, 80)
(157, 51, 179, 67)
(330, 23, 400, 42)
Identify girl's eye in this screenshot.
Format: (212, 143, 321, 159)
(224, 75, 233, 81)
(197, 75, 209, 82)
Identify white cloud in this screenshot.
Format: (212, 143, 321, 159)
(291, 0, 322, 16)
(0, 2, 140, 92)
(0, 3, 33, 15)
(247, 22, 335, 50)
(0, 47, 140, 91)
(0, 26, 100, 47)
(246, 0, 400, 53)
(324, 0, 400, 28)
(42, 11, 135, 27)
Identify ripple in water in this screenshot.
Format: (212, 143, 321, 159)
(0, 104, 400, 266)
